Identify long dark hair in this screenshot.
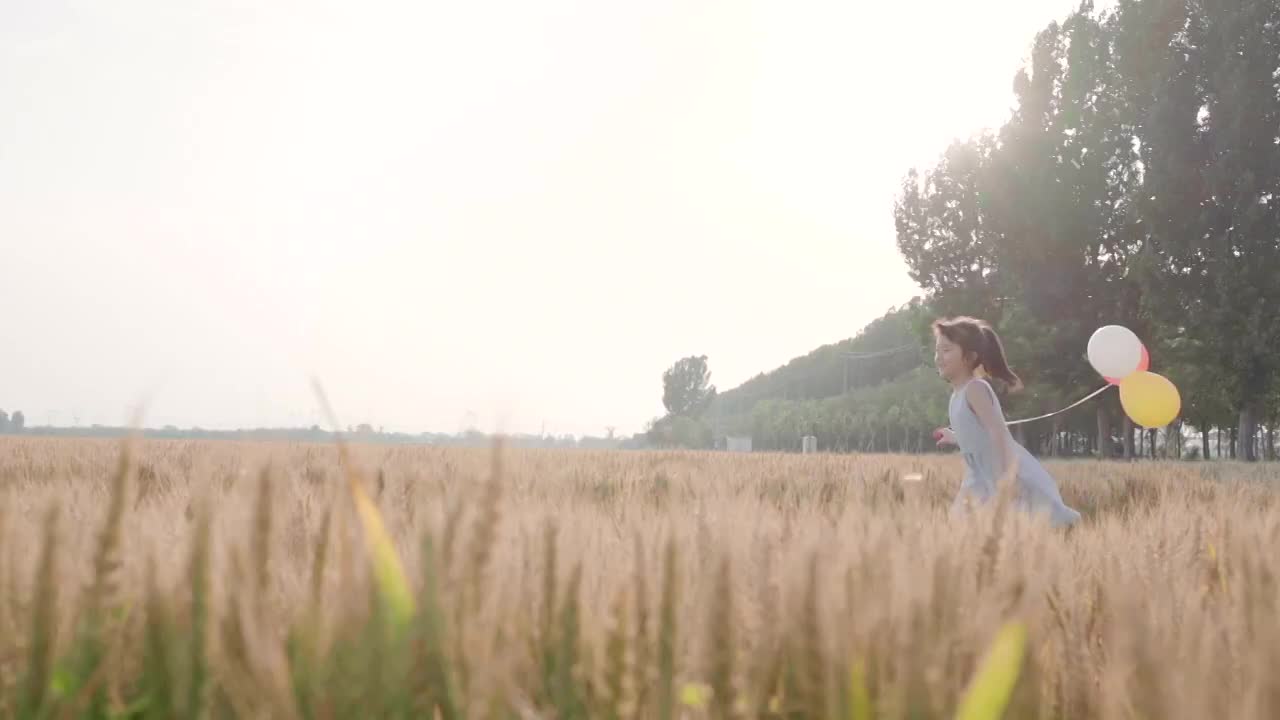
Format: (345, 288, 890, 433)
(932, 316, 1023, 392)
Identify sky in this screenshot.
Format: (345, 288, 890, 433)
(1, 0, 1090, 437)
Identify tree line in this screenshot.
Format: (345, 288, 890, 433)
(649, 0, 1280, 460)
(0, 410, 25, 434)
(8, 422, 634, 450)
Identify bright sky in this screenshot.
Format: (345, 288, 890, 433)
(1, 0, 1087, 437)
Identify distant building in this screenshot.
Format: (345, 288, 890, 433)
(726, 435, 752, 452)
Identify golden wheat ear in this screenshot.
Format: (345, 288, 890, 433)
(311, 378, 415, 630)
(955, 621, 1028, 720)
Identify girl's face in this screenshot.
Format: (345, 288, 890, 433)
(934, 332, 974, 382)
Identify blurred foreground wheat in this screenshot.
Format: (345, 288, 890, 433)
(1, 437, 1279, 718)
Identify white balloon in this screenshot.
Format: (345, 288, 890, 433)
(1087, 325, 1143, 380)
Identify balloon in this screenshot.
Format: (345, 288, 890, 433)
(1088, 325, 1145, 382)
(1119, 371, 1181, 428)
(1104, 343, 1149, 384)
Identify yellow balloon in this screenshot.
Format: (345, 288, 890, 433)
(1119, 371, 1181, 428)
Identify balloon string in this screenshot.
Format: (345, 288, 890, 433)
(1003, 384, 1113, 427)
(940, 384, 1114, 438)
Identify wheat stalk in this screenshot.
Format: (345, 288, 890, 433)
(466, 439, 504, 614)
(251, 463, 275, 617)
(5, 440, 1280, 717)
(656, 537, 677, 720)
(631, 532, 651, 717)
(708, 553, 737, 720)
(602, 587, 630, 720)
(17, 502, 60, 718)
(187, 493, 212, 720)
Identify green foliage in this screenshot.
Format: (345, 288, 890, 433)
(0, 410, 25, 434)
(716, 301, 932, 412)
(661, 355, 717, 418)
(894, 140, 1004, 323)
(722, 365, 949, 453)
(645, 414, 714, 450)
(700, 302, 953, 453)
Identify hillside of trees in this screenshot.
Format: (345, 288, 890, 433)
(714, 299, 932, 408)
(643, 301, 954, 453)
(703, 300, 941, 452)
(651, 0, 1280, 461)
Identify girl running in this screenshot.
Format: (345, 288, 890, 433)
(932, 316, 1081, 528)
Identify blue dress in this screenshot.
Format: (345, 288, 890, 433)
(949, 378, 1081, 528)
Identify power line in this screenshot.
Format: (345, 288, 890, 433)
(716, 343, 926, 416)
(842, 344, 924, 394)
(839, 344, 920, 360)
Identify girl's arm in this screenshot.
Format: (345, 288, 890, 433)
(965, 381, 1016, 483)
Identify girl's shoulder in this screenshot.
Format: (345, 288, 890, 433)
(954, 376, 995, 396)
(963, 377, 1003, 409)
(972, 376, 997, 392)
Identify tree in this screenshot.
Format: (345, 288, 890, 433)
(645, 414, 713, 450)
(10, 411, 23, 433)
(896, 11, 1136, 397)
(0, 410, 8, 433)
(1125, 0, 1280, 461)
(895, 137, 1005, 322)
(983, 7, 1148, 422)
(662, 355, 716, 418)
(895, 11, 1138, 458)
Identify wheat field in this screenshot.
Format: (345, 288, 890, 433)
(1, 436, 1279, 719)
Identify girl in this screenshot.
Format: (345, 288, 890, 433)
(932, 316, 1081, 528)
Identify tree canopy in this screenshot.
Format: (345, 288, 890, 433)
(661, 355, 717, 417)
